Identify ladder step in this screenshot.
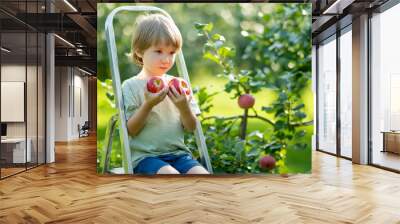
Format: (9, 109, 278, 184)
(109, 167, 125, 174)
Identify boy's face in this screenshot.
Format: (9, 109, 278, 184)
(138, 43, 177, 76)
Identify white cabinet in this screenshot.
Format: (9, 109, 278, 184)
(1, 138, 32, 163)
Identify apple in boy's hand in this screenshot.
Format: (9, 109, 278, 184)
(147, 77, 165, 93)
(238, 94, 255, 109)
(168, 78, 191, 95)
(259, 155, 276, 169)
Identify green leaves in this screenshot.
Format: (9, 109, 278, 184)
(294, 111, 307, 120)
(188, 4, 312, 174)
(194, 22, 214, 35)
(262, 106, 274, 113)
(293, 103, 305, 110)
(293, 143, 307, 151)
(196, 87, 218, 115)
(203, 52, 220, 64)
(204, 23, 214, 32)
(218, 46, 235, 58)
(101, 79, 116, 108)
(212, 33, 225, 42)
(295, 130, 306, 138)
(233, 141, 245, 160)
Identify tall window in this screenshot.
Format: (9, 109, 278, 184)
(317, 35, 337, 154)
(371, 3, 400, 171)
(339, 27, 352, 158)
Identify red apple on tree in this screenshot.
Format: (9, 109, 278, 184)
(259, 155, 276, 169)
(147, 76, 165, 93)
(168, 78, 191, 95)
(238, 94, 255, 109)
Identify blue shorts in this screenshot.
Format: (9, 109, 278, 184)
(134, 153, 201, 175)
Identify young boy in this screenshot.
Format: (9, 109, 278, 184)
(122, 13, 209, 175)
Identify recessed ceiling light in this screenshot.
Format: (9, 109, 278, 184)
(54, 34, 75, 48)
(63, 0, 78, 12)
(323, 0, 354, 15)
(1, 47, 11, 53)
(78, 67, 93, 76)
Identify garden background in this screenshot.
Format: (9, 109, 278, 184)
(97, 3, 313, 174)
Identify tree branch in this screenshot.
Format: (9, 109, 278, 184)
(251, 107, 258, 117)
(247, 115, 274, 126)
(202, 115, 242, 122)
(202, 115, 311, 128)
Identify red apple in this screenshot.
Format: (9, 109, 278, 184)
(259, 155, 276, 169)
(238, 94, 255, 109)
(168, 78, 191, 95)
(147, 77, 165, 93)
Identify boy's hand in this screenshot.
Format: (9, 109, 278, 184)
(144, 85, 168, 108)
(168, 85, 192, 112)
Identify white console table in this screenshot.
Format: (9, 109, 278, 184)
(1, 138, 32, 163)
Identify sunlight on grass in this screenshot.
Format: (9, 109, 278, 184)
(191, 70, 276, 119)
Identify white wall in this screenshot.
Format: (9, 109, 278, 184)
(1, 65, 26, 81)
(54, 67, 89, 141)
(312, 45, 316, 151)
(55, 67, 68, 141)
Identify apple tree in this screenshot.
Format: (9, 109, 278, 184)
(187, 3, 312, 174)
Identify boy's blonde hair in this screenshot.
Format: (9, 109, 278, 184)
(131, 13, 182, 66)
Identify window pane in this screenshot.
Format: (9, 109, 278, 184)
(318, 36, 337, 154)
(27, 31, 38, 169)
(1, 15, 27, 177)
(340, 28, 352, 158)
(371, 4, 400, 171)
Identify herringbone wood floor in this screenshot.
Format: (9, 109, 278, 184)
(1, 135, 400, 224)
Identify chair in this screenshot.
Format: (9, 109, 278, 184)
(100, 6, 213, 174)
(78, 121, 90, 138)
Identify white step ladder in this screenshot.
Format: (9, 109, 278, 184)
(101, 6, 213, 174)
